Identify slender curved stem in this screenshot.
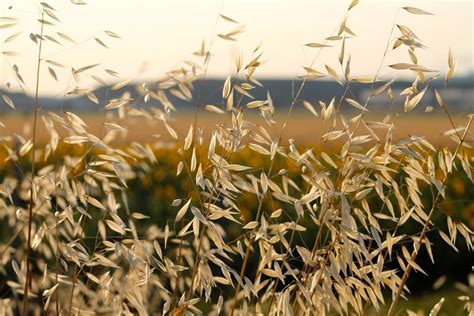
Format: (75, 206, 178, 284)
(22, 10, 45, 316)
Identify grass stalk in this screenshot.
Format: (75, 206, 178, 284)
(21, 10, 45, 316)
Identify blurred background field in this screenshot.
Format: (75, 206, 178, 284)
(1, 112, 471, 146)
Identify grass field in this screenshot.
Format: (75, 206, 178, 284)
(1, 111, 471, 146)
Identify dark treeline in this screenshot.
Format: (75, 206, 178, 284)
(1, 74, 473, 114)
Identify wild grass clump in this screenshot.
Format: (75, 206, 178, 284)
(0, 1, 473, 315)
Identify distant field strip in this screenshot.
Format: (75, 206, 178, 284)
(2, 112, 470, 146)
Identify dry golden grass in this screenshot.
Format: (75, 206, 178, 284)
(1, 1, 473, 315)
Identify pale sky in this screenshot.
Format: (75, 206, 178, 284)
(0, 0, 472, 96)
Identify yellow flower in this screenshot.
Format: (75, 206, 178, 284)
(462, 203, 474, 229)
(451, 177, 465, 196)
